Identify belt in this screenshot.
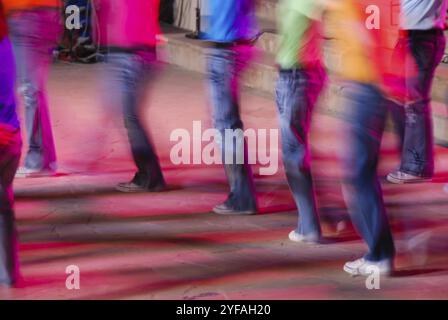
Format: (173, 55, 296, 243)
(105, 46, 156, 54)
(278, 62, 324, 73)
(206, 39, 253, 49)
(399, 28, 444, 37)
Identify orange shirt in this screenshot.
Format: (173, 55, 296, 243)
(2, 0, 60, 15)
(329, 0, 398, 85)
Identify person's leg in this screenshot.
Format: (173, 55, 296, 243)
(0, 142, 21, 285)
(207, 47, 257, 213)
(388, 99, 406, 149)
(386, 36, 407, 150)
(107, 52, 165, 192)
(340, 83, 395, 274)
(275, 67, 325, 240)
(8, 10, 61, 174)
(0, 37, 22, 285)
(399, 31, 446, 178)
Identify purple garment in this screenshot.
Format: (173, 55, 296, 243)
(0, 37, 19, 129)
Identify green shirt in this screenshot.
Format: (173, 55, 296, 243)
(276, 0, 321, 69)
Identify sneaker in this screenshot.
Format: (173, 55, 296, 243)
(116, 181, 166, 193)
(212, 203, 257, 215)
(343, 257, 393, 277)
(15, 167, 56, 178)
(386, 170, 431, 184)
(288, 230, 320, 244)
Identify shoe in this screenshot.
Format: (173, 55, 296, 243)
(15, 167, 56, 178)
(288, 230, 320, 244)
(386, 170, 431, 184)
(343, 257, 393, 277)
(115, 181, 166, 193)
(212, 203, 257, 215)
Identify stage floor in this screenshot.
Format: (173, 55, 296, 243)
(2, 62, 448, 299)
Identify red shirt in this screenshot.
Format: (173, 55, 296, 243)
(0, 3, 7, 41)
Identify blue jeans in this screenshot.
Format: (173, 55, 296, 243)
(0, 37, 22, 284)
(275, 67, 326, 237)
(340, 82, 395, 262)
(206, 46, 257, 211)
(388, 30, 446, 177)
(8, 9, 61, 171)
(106, 51, 165, 188)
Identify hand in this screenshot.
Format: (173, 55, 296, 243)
(0, 124, 17, 147)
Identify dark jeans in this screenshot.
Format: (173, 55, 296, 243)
(206, 46, 257, 211)
(275, 66, 326, 236)
(8, 9, 61, 171)
(340, 82, 395, 262)
(106, 51, 165, 188)
(388, 29, 446, 177)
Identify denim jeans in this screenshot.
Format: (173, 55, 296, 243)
(388, 30, 446, 177)
(106, 51, 165, 188)
(206, 46, 257, 211)
(275, 66, 326, 237)
(7, 9, 61, 171)
(340, 82, 395, 262)
(0, 37, 22, 284)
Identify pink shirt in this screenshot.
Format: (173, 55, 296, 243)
(96, 0, 160, 48)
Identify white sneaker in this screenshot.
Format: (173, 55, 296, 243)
(15, 167, 56, 178)
(288, 230, 320, 244)
(343, 258, 393, 277)
(386, 170, 431, 184)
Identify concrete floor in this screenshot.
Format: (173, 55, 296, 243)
(1, 62, 448, 299)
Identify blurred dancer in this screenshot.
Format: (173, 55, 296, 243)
(276, 0, 326, 243)
(3, 0, 61, 178)
(329, 0, 397, 276)
(0, 2, 21, 286)
(96, 0, 166, 193)
(203, 0, 258, 215)
(386, 0, 447, 184)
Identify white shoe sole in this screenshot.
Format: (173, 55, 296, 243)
(15, 170, 56, 179)
(343, 263, 392, 277)
(288, 231, 319, 244)
(343, 264, 360, 277)
(386, 175, 431, 184)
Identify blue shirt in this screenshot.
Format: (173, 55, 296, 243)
(401, 0, 447, 30)
(202, 0, 258, 42)
(0, 37, 19, 129)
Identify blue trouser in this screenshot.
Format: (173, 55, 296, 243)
(275, 67, 326, 237)
(0, 37, 22, 284)
(106, 51, 165, 188)
(388, 29, 446, 177)
(340, 82, 395, 262)
(206, 46, 257, 211)
(7, 9, 61, 171)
